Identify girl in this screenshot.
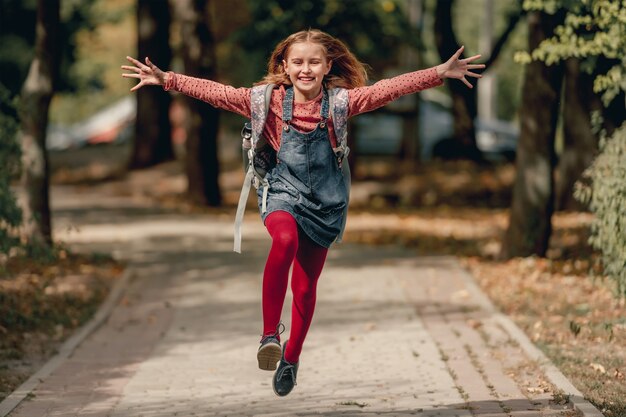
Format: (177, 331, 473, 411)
(122, 29, 484, 397)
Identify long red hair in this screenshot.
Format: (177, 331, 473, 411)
(255, 29, 368, 89)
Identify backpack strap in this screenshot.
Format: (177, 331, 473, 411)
(234, 84, 274, 253)
(251, 84, 275, 148)
(328, 87, 351, 243)
(329, 88, 350, 165)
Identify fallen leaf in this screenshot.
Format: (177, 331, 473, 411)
(466, 319, 482, 329)
(451, 289, 470, 300)
(590, 363, 606, 374)
(364, 322, 377, 331)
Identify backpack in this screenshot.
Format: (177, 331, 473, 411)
(233, 84, 351, 253)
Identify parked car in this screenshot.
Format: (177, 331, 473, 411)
(46, 96, 135, 151)
(353, 93, 518, 162)
(474, 117, 518, 162)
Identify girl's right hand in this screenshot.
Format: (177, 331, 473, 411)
(121, 56, 168, 92)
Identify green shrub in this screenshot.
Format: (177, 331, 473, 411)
(575, 124, 626, 297)
(0, 83, 22, 255)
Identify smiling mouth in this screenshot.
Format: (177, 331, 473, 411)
(298, 77, 315, 82)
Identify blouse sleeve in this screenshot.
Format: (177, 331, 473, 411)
(347, 67, 443, 117)
(164, 72, 251, 118)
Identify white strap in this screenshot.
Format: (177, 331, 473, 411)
(335, 159, 351, 243)
(261, 179, 269, 213)
(234, 166, 254, 253)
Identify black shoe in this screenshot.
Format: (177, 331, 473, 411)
(257, 322, 285, 371)
(272, 340, 298, 397)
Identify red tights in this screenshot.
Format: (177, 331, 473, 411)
(262, 210, 328, 364)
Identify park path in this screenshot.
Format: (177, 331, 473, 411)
(7, 184, 581, 417)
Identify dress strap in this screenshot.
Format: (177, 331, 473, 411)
(320, 89, 329, 120)
(283, 87, 294, 123)
(282, 86, 330, 124)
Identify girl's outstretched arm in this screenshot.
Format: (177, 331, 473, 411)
(348, 46, 485, 117)
(121, 56, 251, 117)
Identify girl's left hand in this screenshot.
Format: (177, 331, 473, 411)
(121, 56, 168, 92)
(436, 46, 485, 88)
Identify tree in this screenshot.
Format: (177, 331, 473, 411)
(0, 1, 36, 97)
(131, 0, 174, 169)
(1, 1, 111, 103)
(172, 0, 221, 206)
(500, 9, 565, 258)
(517, 1, 625, 211)
(0, 84, 22, 253)
(517, 0, 626, 295)
(17, 0, 60, 246)
(556, 58, 599, 210)
(515, 0, 626, 130)
(236, 0, 414, 75)
(433, 0, 525, 162)
(397, 0, 424, 162)
(434, 0, 481, 161)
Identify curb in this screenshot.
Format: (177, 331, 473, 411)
(0, 267, 134, 417)
(457, 263, 605, 417)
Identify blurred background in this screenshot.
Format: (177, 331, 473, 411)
(1, 0, 625, 412)
(1, 1, 625, 289)
(2, 0, 527, 158)
(3, 0, 623, 257)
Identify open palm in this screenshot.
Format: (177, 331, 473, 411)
(437, 46, 485, 89)
(121, 56, 167, 92)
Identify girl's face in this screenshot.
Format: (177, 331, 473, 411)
(283, 42, 332, 102)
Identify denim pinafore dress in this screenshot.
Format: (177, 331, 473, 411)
(257, 87, 348, 248)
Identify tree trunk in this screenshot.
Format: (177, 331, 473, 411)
(500, 10, 564, 259)
(18, 0, 60, 247)
(131, 0, 174, 169)
(478, 0, 495, 121)
(434, 0, 482, 162)
(172, 0, 221, 206)
(556, 58, 599, 210)
(433, 0, 524, 162)
(398, 0, 424, 162)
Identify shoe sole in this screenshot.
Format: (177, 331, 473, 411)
(257, 343, 282, 371)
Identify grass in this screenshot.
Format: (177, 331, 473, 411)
(466, 256, 625, 417)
